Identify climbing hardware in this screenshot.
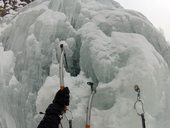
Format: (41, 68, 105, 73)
(59, 44, 65, 91)
(134, 85, 146, 128)
(85, 82, 97, 128)
(59, 43, 73, 128)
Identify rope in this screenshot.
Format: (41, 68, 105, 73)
(141, 113, 146, 128)
(134, 85, 146, 128)
(60, 122, 64, 128)
(63, 109, 73, 128)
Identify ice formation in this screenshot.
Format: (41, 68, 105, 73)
(0, 0, 170, 128)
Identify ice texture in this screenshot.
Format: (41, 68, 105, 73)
(0, 0, 170, 128)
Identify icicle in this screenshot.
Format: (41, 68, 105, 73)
(0, 43, 5, 86)
(0, 43, 4, 54)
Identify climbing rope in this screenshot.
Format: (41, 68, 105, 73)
(134, 85, 146, 128)
(64, 110, 73, 128)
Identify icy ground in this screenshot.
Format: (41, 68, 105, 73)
(0, 0, 170, 128)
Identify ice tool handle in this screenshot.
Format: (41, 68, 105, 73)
(59, 44, 64, 90)
(59, 44, 69, 91)
(59, 44, 68, 113)
(85, 82, 97, 128)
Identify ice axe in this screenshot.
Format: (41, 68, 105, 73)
(59, 44, 65, 91)
(85, 81, 97, 128)
(59, 43, 73, 128)
(59, 43, 69, 112)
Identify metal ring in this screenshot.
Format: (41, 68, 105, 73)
(134, 100, 145, 116)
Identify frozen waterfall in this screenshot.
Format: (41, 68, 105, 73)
(0, 0, 170, 128)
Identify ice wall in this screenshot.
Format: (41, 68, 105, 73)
(78, 23, 170, 124)
(0, 0, 170, 128)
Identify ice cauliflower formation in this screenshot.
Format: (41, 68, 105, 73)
(0, 0, 170, 128)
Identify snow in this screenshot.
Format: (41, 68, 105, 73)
(0, 0, 170, 128)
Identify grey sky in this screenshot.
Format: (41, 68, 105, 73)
(116, 0, 170, 41)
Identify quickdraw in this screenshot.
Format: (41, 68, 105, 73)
(134, 85, 146, 128)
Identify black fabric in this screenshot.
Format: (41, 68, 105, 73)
(37, 87, 70, 128)
(37, 103, 62, 128)
(53, 87, 70, 107)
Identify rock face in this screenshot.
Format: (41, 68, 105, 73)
(0, 0, 170, 128)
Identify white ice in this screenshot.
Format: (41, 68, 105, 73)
(0, 0, 170, 128)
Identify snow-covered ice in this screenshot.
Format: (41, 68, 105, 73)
(0, 0, 170, 128)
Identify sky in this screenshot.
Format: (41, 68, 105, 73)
(116, 0, 170, 42)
